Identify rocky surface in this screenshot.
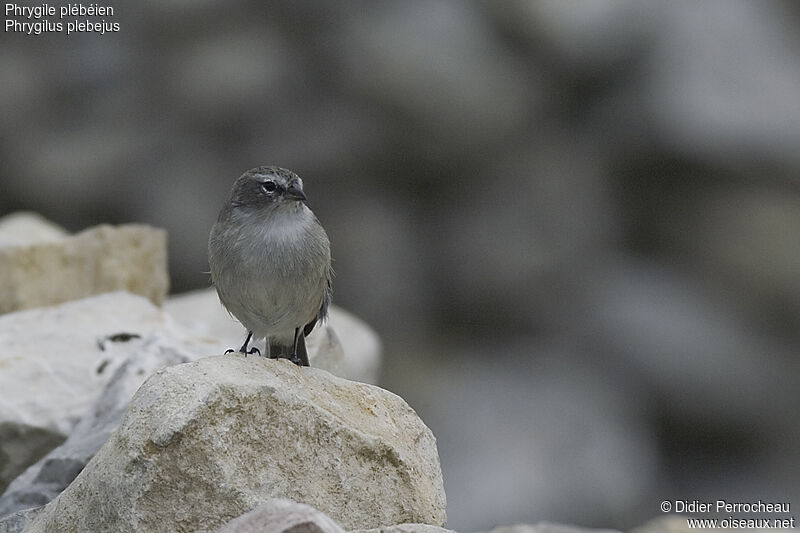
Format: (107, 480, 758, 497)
(0, 212, 168, 314)
(0, 293, 213, 435)
(0, 427, 64, 505)
(0, 292, 199, 493)
(0, 507, 41, 533)
(354, 524, 457, 533)
(326, 305, 383, 385)
(165, 288, 382, 384)
(0, 340, 190, 516)
(26, 355, 446, 533)
(0, 212, 67, 246)
(214, 499, 345, 533)
(0, 310, 390, 533)
(0, 288, 376, 509)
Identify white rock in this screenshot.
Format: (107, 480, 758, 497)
(0, 212, 169, 314)
(326, 305, 382, 385)
(165, 288, 381, 384)
(27, 356, 446, 532)
(0, 341, 191, 516)
(0, 292, 197, 437)
(0, 289, 363, 498)
(0, 212, 67, 246)
(0, 292, 224, 494)
(214, 499, 345, 533)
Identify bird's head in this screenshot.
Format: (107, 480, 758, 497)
(230, 166, 307, 211)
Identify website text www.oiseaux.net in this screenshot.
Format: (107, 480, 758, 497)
(661, 500, 794, 529)
(686, 517, 795, 529)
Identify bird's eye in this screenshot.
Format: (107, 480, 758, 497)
(261, 181, 277, 193)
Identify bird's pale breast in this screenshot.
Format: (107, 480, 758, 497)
(210, 206, 329, 343)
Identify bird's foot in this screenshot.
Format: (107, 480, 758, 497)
(224, 347, 260, 357)
(287, 353, 307, 367)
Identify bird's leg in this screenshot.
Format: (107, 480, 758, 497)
(239, 331, 253, 353)
(289, 327, 310, 367)
(226, 331, 261, 357)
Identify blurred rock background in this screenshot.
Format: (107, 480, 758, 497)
(1, 0, 799, 530)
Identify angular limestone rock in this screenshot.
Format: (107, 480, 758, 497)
(0, 343, 190, 516)
(0, 292, 222, 493)
(214, 499, 345, 533)
(0, 212, 168, 314)
(27, 356, 446, 532)
(0, 506, 41, 533)
(0, 290, 358, 499)
(165, 288, 382, 383)
(0, 293, 199, 436)
(326, 305, 382, 385)
(0, 212, 67, 246)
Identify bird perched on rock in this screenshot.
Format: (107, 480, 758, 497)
(208, 166, 332, 366)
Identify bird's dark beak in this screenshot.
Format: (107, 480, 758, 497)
(285, 185, 307, 202)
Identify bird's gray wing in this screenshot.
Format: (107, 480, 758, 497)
(304, 273, 332, 336)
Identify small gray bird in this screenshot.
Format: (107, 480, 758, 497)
(208, 166, 332, 366)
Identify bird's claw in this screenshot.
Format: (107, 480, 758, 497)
(287, 354, 305, 366)
(224, 347, 259, 357)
